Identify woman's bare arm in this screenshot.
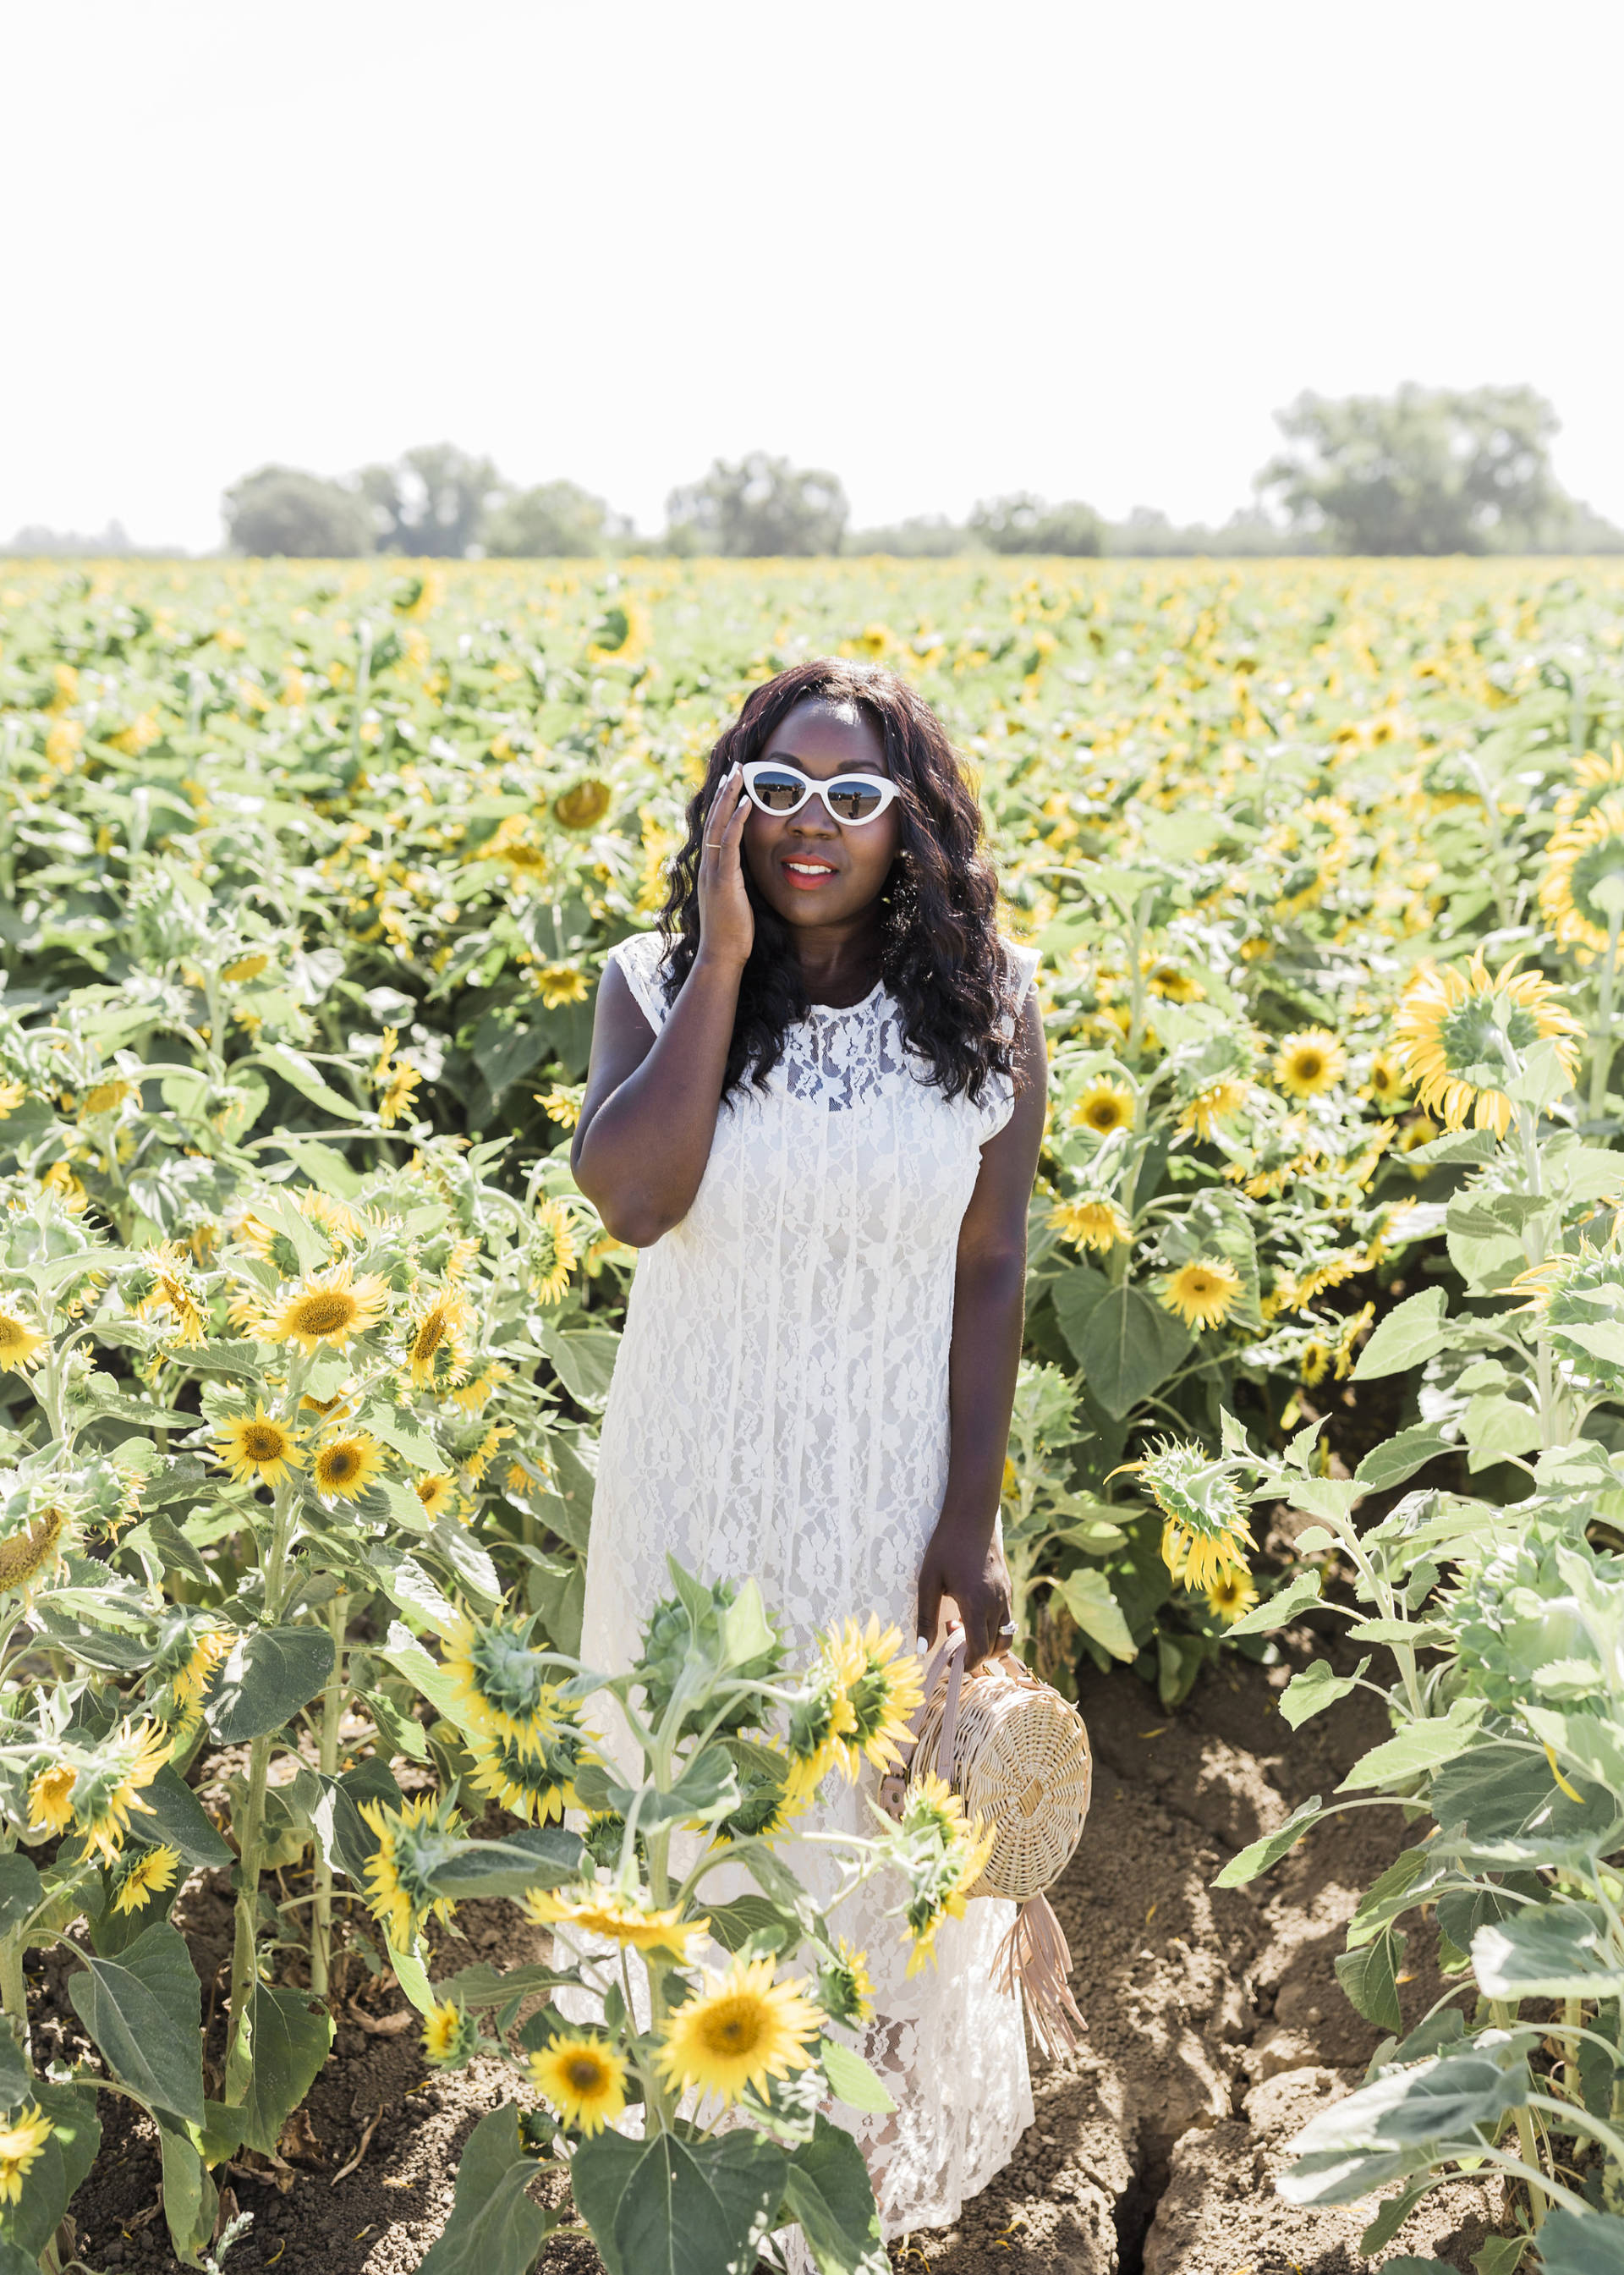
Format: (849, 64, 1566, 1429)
(571, 767, 751, 1247)
(915, 986, 1048, 1668)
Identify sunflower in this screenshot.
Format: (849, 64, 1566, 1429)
(172, 1625, 233, 1712)
(0, 1311, 47, 1375)
(212, 1403, 304, 1489)
(823, 1615, 924, 1774)
(522, 1882, 708, 1962)
(111, 1844, 180, 1916)
(783, 1659, 858, 1803)
(1130, 1442, 1258, 1593)
(1273, 1029, 1347, 1099)
(654, 1954, 822, 2107)
(421, 2000, 479, 2069)
(1050, 1195, 1131, 1253)
(443, 1613, 560, 1752)
(1069, 1078, 1136, 1137)
(529, 2033, 628, 2135)
(1178, 1077, 1250, 1142)
(553, 778, 611, 831)
(1363, 1052, 1409, 1113)
(529, 1200, 578, 1306)
(465, 1421, 514, 1481)
(1203, 1569, 1258, 1624)
(536, 963, 590, 1009)
(79, 1078, 134, 1118)
(1540, 792, 1624, 953)
(536, 1085, 583, 1129)
(1295, 1250, 1363, 1305)
(1140, 955, 1204, 1004)
(414, 1472, 458, 1522)
(358, 1795, 462, 1950)
(466, 1721, 597, 1823)
(1394, 949, 1583, 1139)
(0, 1506, 69, 1596)
(72, 1718, 169, 1865)
(222, 950, 272, 984)
(261, 1266, 390, 1354)
(1299, 1338, 1331, 1388)
(373, 1027, 423, 1129)
(311, 1431, 387, 1503)
(27, 1761, 75, 1838)
(403, 1292, 471, 1390)
(815, 1937, 875, 2027)
(897, 1772, 998, 1977)
(1158, 1258, 1241, 1333)
(0, 2107, 52, 2205)
(450, 1360, 510, 1413)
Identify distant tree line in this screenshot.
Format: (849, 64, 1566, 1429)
(12, 387, 1622, 559)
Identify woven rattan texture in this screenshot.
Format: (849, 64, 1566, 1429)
(911, 1653, 1093, 1901)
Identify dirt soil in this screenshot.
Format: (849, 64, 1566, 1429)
(59, 1621, 1517, 2275)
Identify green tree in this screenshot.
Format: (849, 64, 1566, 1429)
(358, 442, 501, 557)
(665, 451, 848, 556)
(483, 479, 622, 557)
(1259, 383, 1570, 554)
(968, 492, 1103, 556)
(844, 514, 963, 557)
(222, 467, 373, 558)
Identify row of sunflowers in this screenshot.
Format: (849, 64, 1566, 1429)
(0, 552, 1623, 2268)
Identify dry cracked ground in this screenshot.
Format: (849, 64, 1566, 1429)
(66, 1627, 1517, 2275)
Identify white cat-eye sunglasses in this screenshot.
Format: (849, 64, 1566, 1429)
(738, 759, 901, 826)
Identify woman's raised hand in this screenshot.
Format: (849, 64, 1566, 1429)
(697, 763, 754, 970)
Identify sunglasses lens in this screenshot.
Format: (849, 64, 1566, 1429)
(750, 769, 806, 812)
(824, 781, 886, 822)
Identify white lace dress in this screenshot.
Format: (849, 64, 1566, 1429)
(566, 927, 1039, 2261)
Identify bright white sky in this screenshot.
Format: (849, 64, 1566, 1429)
(7, 0, 1623, 551)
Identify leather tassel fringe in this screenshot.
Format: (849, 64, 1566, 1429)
(990, 1891, 1088, 2062)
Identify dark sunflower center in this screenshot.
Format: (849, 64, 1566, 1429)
(414, 1311, 448, 1360)
(325, 1447, 359, 1483)
(294, 1292, 356, 1336)
(242, 1424, 283, 1461)
(566, 2057, 603, 2091)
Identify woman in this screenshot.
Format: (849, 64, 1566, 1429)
(570, 657, 1046, 2251)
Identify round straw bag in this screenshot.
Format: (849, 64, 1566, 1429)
(876, 1622, 1093, 2058)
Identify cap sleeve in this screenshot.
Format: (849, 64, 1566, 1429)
(604, 931, 675, 1031)
(977, 937, 1042, 1143)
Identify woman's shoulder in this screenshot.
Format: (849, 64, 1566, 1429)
(604, 930, 676, 1028)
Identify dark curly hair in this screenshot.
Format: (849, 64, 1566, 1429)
(658, 658, 1018, 1104)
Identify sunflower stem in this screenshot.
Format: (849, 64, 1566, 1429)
(224, 1475, 298, 2100)
(309, 1590, 348, 2003)
(1588, 906, 1621, 1123)
(0, 1926, 29, 2057)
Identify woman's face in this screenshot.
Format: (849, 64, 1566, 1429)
(741, 699, 902, 930)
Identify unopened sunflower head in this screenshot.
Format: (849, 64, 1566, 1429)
(783, 1659, 858, 1802)
(1394, 950, 1582, 1139)
(1126, 1440, 1258, 1593)
(443, 1613, 561, 1753)
(1517, 1242, 1624, 1389)
(815, 1937, 875, 2027)
(358, 1794, 463, 1949)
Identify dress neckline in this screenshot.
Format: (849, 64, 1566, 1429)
(803, 975, 886, 1019)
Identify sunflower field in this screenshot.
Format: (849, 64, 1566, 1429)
(3, 552, 1624, 2268)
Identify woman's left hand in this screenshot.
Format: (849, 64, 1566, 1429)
(915, 1519, 1013, 1672)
